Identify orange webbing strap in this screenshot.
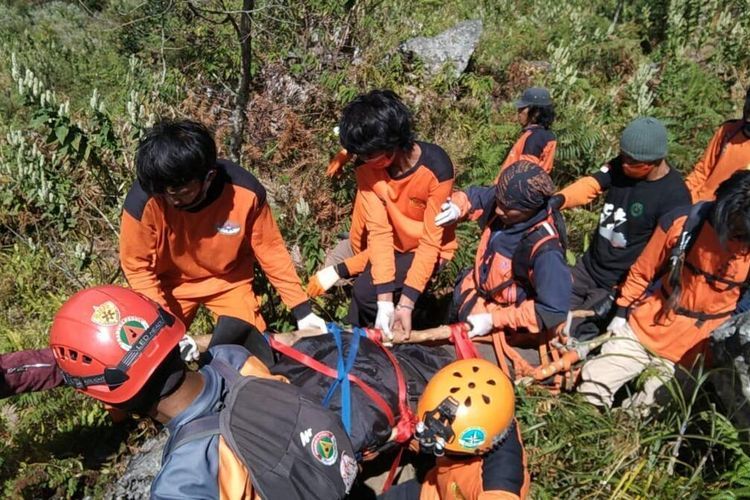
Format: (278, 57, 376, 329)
(490, 329, 537, 380)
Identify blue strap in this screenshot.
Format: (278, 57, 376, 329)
(321, 323, 360, 435)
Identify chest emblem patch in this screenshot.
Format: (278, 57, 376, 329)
(216, 221, 240, 235)
(629, 202, 644, 217)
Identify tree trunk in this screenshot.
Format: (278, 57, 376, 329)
(230, 0, 254, 162)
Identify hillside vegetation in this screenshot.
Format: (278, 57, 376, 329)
(1, 0, 749, 497)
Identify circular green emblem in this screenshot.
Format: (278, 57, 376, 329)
(630, 202, 644, 217)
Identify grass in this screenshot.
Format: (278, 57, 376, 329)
(1, 0, 750, 497)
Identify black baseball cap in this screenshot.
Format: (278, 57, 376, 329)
(514, 87, 552, 108)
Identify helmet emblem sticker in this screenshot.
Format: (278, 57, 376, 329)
(458, 427, 486, 450)
(339, 452, 357, 492)
(310, 430, 338, 466)
(91, 301, 120, 327)
(116, 316, 149, 351)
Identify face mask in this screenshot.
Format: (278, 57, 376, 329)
(363, 152, 395, 170)
(623, 162, 655, 179)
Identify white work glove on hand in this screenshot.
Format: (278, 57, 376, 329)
(307, 266, 341, 297)
(434, 199, 461, 227)
(178, 334, 200, 362)
(297, 312, 328, 332)
(607, 316, 629, 336)
(467, 313, 494, 338)
(375, 301, 395, 341)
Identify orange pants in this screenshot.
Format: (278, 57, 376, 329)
(163, 284, 266, 331)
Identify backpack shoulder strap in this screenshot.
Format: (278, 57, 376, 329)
(161, 357, 243, 459)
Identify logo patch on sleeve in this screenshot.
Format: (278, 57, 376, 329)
(339, 452, 357, 492)
(310, 430, 338, 466)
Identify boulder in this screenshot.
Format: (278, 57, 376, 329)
(710, 311, 750, 435)
(105, 432, 167, 500)
(400, 20, 483, 77)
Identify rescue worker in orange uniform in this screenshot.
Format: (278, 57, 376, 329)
(120, 120, 326, 334)
(578, 170, 750, 410)
(685, 86, 750, 203)
(379, 358, 529, 500)
(435, 161, 571, 346)
(307, 90, 456, 339)
(497, 87, 557, 175)
(50, 286, 355, 499)
(552, 117, 690, 340)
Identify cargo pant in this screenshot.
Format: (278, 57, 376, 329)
(577, 322, 675, 410)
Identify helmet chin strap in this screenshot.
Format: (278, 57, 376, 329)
(414, 396, 459, 456)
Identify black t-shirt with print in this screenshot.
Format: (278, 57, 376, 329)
(582, 157, 691, 288)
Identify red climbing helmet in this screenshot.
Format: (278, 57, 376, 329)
(49, 285, 185, 404)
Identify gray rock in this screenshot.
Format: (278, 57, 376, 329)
(400, 20, 483, 77)
(710, 312, 750, 435)
(105, 432, 167, 500)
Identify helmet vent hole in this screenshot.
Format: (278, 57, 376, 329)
(57, 347, 65, 357)
(69, 350, 78, 361)
(450, 387, 460, 393)
(452, 371, 462, 378)
(468, 382, 476, 389)
(82, 355, 92, 365)
(482, 395, 491, 405)
(472, 366, 479, 373)
(464, 396, 472, 407)
(487, 379, 496, 385)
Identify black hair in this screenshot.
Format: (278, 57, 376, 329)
(114, 347, 186, 415)
(526, 104, 556, 129)
(712, 170, 750, 245)
(338, 89, 415, 156)
(136, 120, 217, 195)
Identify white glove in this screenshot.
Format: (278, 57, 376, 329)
(607, 316, 630, 336)
(297, 312, 328, 332)
(317, 266, 340, 291)
(467, 313, 494, 338)
(178, 334, 200, 362)
(434, 200, 461, 227)
(375, 301, 395, 340)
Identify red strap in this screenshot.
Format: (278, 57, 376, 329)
(381, 446, 405, 493)
(375, 335, 417, 443)
(268, 337, 396, 426)
(449, 323, 480, 359)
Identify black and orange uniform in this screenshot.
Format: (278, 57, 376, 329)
(342, 142, 457, 325)
(451, 186, 570, 334)
(120, 160, 312, 329)
(497, 125, 556, 177)
(614, 204, 750, 364)
(686, 120, 750, 202)
(557, 158, 690, 337)
(380, 423, 529, 500)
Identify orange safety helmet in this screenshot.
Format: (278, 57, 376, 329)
(415, 358, 515, 455)
(49, 285, 185, 404)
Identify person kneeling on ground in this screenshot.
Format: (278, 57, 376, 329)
(435, 161, 571, 358)
(120, 120, 325, 336)
(50, 285, 355, 499)
(577, 170, 750, 411)
(552, 117, 690, 340)
(380, 358, 528, 500)
(309, 90, 457, 339)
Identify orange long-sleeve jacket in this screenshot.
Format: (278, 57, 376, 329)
(686, 120, 750, 202)
(119, 160, 312, 320)
(496, 125, 556, 178)
(416, 422, 529, 500)
(353, 142, 457, 301)
(616, 205, 750, 364)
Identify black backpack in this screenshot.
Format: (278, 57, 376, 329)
(163, 356, 356, 500)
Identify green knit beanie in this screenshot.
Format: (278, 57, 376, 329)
(619, 117, 668, 162)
